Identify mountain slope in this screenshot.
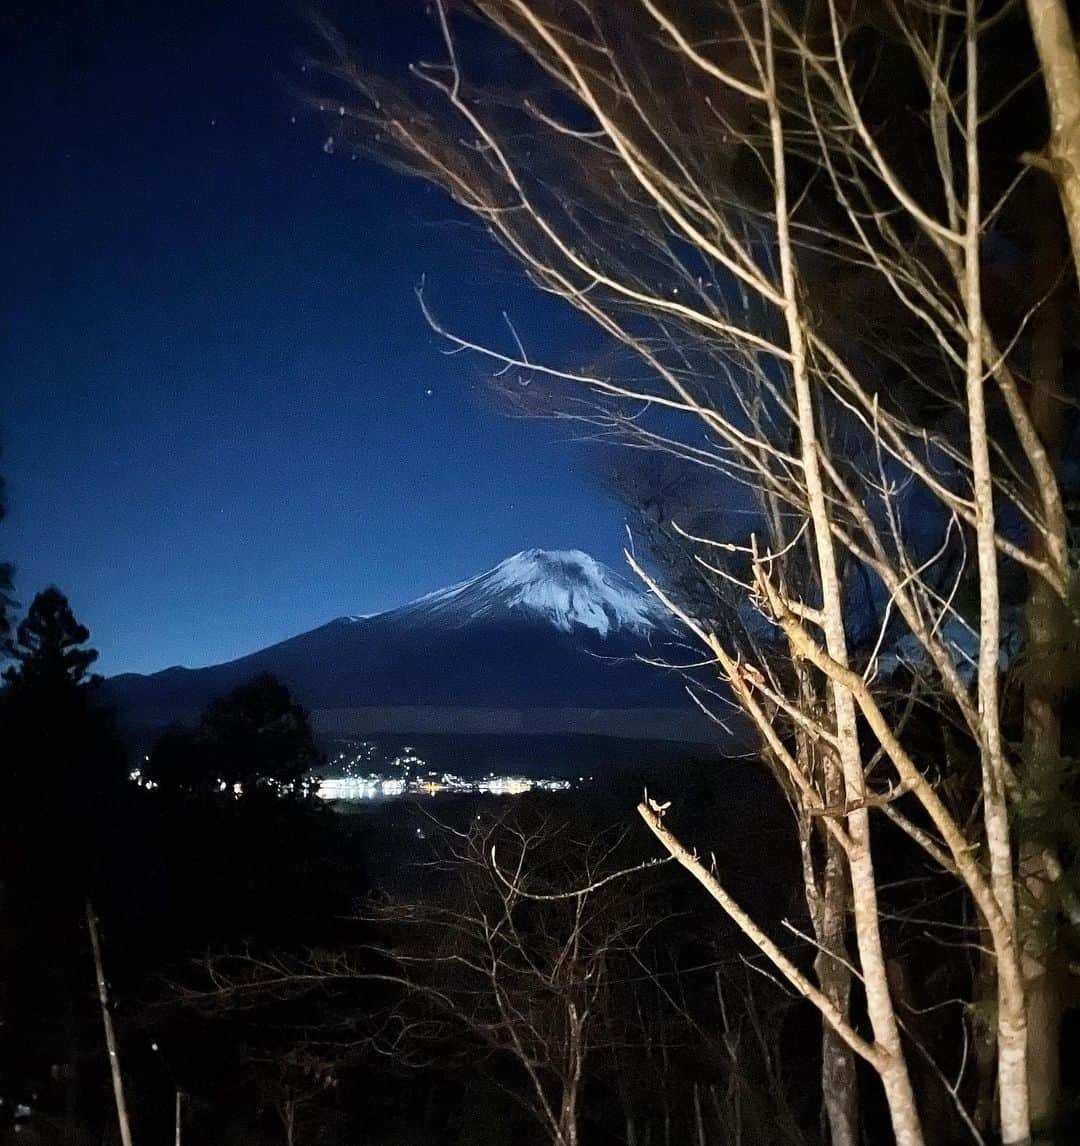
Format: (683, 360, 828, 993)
(395, 549, 669, 636)
(105, 549, 710, 741)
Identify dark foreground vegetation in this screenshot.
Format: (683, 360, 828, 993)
(0, 585, 1077, 1146)
(12, 0, 1080, 1138)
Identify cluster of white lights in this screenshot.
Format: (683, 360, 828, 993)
(317, 772, 574, 802)
(328, 742, 427, 780)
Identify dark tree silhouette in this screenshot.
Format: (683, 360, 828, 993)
(202, 674, 321, 797)
(0, 586, 124, 808)
(146, 674, 321, 797)
(0, 589, 126, 1125)
(143, 722, 211, 794)
(3, 586, 99, 691)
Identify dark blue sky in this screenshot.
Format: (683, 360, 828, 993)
(1, 2, 627, 675)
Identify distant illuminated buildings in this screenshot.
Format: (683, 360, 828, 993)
(316, 739, 577, 802)
(316, 771, 574, 802)
(131, 734, 579, 802)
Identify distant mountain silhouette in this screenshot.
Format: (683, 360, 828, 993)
(105, 550, 718, 745)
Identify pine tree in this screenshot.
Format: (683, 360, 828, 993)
(3, 586, 99, 692)
(0, 587, 123, 810)
(0, 588, 123, 1131)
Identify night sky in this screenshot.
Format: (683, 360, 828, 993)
(1, 1, 629, 675)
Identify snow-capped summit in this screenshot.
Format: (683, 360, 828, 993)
(394, 548, 669, 637)
(103, 547, 711, 745)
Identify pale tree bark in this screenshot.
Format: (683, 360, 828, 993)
(557, 1002, 585, 1146)
(314, 2, 1080, 1140)
(86, 900, 134, 1146)
(771, 486, 859, 1146)
(636, 798, 881, 1069)
(1026, 0, 1080, 274)
(764, 13, 921, 1136)
(959, 7, 1028, 1138)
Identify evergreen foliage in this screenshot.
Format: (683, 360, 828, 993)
(0, 586, 124, 807)
(3, 585, 99, 691)
(145, 673, 322, 798)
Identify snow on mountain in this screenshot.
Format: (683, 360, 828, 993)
(389, 549, 670, 637)
(103, 548, 709, 745)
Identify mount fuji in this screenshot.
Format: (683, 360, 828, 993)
(104, 549, 716, 748)
(389, 549, 669, 637)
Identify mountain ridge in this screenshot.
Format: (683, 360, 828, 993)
(104, 549, 715, 746)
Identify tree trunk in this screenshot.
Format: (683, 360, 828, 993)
(558, 1006, 584, 1146)
(817, 916, 859, 1146)
(786, 508, 859, 1146)
(1019, 178, 1070, 1138)
(558, 1106, 578, 1146)
(768, 53, 924, 1139)
(86, 900, 133, 1146)
(800, 746, 859, 1146)
(1026, 0, 1080, 277)
(960, 16, 1030, 1137)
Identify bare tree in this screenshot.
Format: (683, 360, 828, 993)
(359, 813, 660, 1146)
(309, 2, 1080, 1142)
(181, 798, 813, 1146)
(253, 1047, 336, 1146)
(603, 451, 863, 1145)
